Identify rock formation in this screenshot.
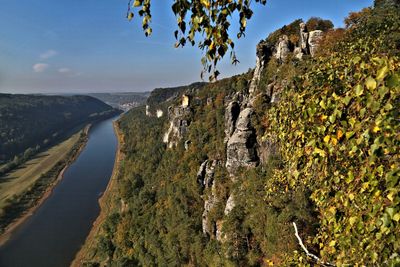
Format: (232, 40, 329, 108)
(224, 101, 240, 140)
(308, 30, 324, 57)
(226, 107, 259, 175)
(296, 22, 324, 58)
(197, 160, 219, 236)
(274, 35, 291, 62)
(163, 105, 192, 148)
(249, 40, 274, 94)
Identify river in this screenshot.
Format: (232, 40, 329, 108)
(0, 116, 118, 267)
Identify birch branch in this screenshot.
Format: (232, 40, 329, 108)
(292, 222, 336, 267)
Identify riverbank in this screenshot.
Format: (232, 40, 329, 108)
(71, 120, 124, 267)
(0, 125, 91, 246)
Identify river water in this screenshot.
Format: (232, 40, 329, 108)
(0, 116, 118, 267)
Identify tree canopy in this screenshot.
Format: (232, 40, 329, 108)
(127, 0, 267, 80)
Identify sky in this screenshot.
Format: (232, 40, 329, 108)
(0, 0, 373, 94)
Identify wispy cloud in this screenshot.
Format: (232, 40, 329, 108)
(58, 68, 71, 73)
(33, 63, 49, 73)
(40, 50, 58, 59)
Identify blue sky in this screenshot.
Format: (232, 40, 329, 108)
(0, 0, 373, 94)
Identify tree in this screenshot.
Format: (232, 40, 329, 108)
(305, 17, 334, 32)
(126, 0, 267, 80)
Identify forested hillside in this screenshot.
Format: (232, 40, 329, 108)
(0, 94, 119, 163)
(79, 1, 399, 266)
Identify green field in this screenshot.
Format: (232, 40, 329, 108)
(0, 131, 82, 210)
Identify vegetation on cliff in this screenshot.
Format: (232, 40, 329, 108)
(80, 2, 399, 266)
(263, 3, 400, 265)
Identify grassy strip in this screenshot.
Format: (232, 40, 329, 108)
(0, 126, 90, 235)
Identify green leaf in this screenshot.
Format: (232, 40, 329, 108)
(376, 65, 389, 80)
(365, 76, 377, 90)
(386, 74, 399, 88)
(355, 84, 364, 96)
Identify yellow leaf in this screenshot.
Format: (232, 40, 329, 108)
(329, 240, 336, 247)
(349, 216, 357, 226)
(349, 193, 355, 201)
(329, 206, 336, 215)
(337, 129, 344, 140)
(365, 76, 377, 90)
(387, 191, 395, 201)
(314, 148, 326, 157)
(324, 135, 331, 143)
(372, 126, 381, 133)
(393, 213, 400, 222)
(200, 0, 210, 8)
(331, 137, 338, 146)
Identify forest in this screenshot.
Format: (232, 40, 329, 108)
(0, 94, 119, 165)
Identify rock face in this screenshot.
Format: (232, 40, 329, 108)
(145, 105, 152, 116)
(156, 109, 163, 118)
(224, 101, 240, 140)
(198, 160, 219, 236)
(226, 107, 259, 175)
(300, 22, 309, 53)
(308, 30, 324, 57)
(274, 35, 291, 62)
(297, 23, 324, 58)
(163, 105, 192, 148)
(224, 194, 236, 215)
(249, 40, 274, 94)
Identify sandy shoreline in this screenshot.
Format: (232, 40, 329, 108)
(0, 124, 91, 247)
(71, 120, 124, 267)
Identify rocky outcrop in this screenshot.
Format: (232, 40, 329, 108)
(296, 23, 324, 58)
(224, 101, 240, 140)
(274, 35, 291, 62)
(300, 22, 309, 53)
(197, 160, 217, 191)
(226, 107, 259, 175)
(249, 41, 274, 94)
(308, 30, 324, 57)
(198, 160, 220, 236)
(163, 105, 191, 148)
(145, 105, 152, 116)
(224, 194, 236, 215)
(156, 109, 163, 118)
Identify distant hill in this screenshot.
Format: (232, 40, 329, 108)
(88, 92, 150, 111)
(0, 94, 120, 162)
